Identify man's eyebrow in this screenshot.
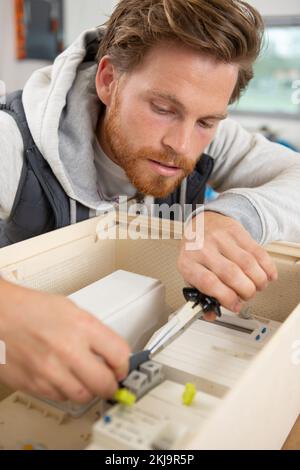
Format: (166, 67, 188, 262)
(148, 90, 228, 121)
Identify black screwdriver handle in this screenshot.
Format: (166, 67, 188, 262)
(183, 287, 222, 318)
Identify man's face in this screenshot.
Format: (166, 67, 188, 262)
(97, 42, 238, 198)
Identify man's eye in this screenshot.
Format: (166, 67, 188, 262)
(198, 120, 214, 129)
(151, 104, 173, 115)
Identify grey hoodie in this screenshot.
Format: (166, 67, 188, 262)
(1, 29, 300, 245)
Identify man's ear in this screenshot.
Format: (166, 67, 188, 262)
(95, 56, 118, 107)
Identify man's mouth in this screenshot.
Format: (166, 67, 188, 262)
(148, 159, 182, 177)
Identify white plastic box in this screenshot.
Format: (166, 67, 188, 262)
(0, 213, 299, 450)
(69, 269, 168, 352)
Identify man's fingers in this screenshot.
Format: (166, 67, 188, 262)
(88, 321, 131, 381)
(12, 349, 96, 404)
(53, 376, 94, 404)
(251, 245, 278, 281)
(39, 355, 96, 404)
(69, 350, 119, 399)
(230, 230, 278, 281)
(184, 262, 242, 312)
(0, 362, 66, 402)
(203, 312, 217, 322)
(178, 212, 279, 320)
(200, 249, 257, 301)
(29, 377, 67, 402)
(217, 238, 269, 291)
(52, 371, 95, 404)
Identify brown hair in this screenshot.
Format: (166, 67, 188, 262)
(97, 0, 264, 103)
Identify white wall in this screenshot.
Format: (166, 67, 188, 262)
(247, 0, 300, 16)
(0, 0, 49, 92)
(63, 0, 118, 46)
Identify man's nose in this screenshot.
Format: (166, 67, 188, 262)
(162, 122, 193, 156)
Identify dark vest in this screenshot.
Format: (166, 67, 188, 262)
(0, 91, 214, 247)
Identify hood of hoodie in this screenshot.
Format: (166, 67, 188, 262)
(22, 28, 106, 210)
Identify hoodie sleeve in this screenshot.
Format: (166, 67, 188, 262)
(0, 111, 24, 220)
(199, 118, 300, 245)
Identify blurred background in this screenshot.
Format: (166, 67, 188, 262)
(0, 0, 299, 150)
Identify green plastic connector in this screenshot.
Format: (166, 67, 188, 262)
(182, 383, 196, 406)
(114, 388, 137, 406)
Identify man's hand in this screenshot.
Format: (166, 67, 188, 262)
(0, 279, 130, 403)
(177, 211, 278, 320)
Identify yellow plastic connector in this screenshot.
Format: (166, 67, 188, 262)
(182, 383, 196, 406)
(21, 444, 34, 451)
(114, 388, 137, 406)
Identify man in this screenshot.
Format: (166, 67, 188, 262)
(0, 0, 299, 403)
